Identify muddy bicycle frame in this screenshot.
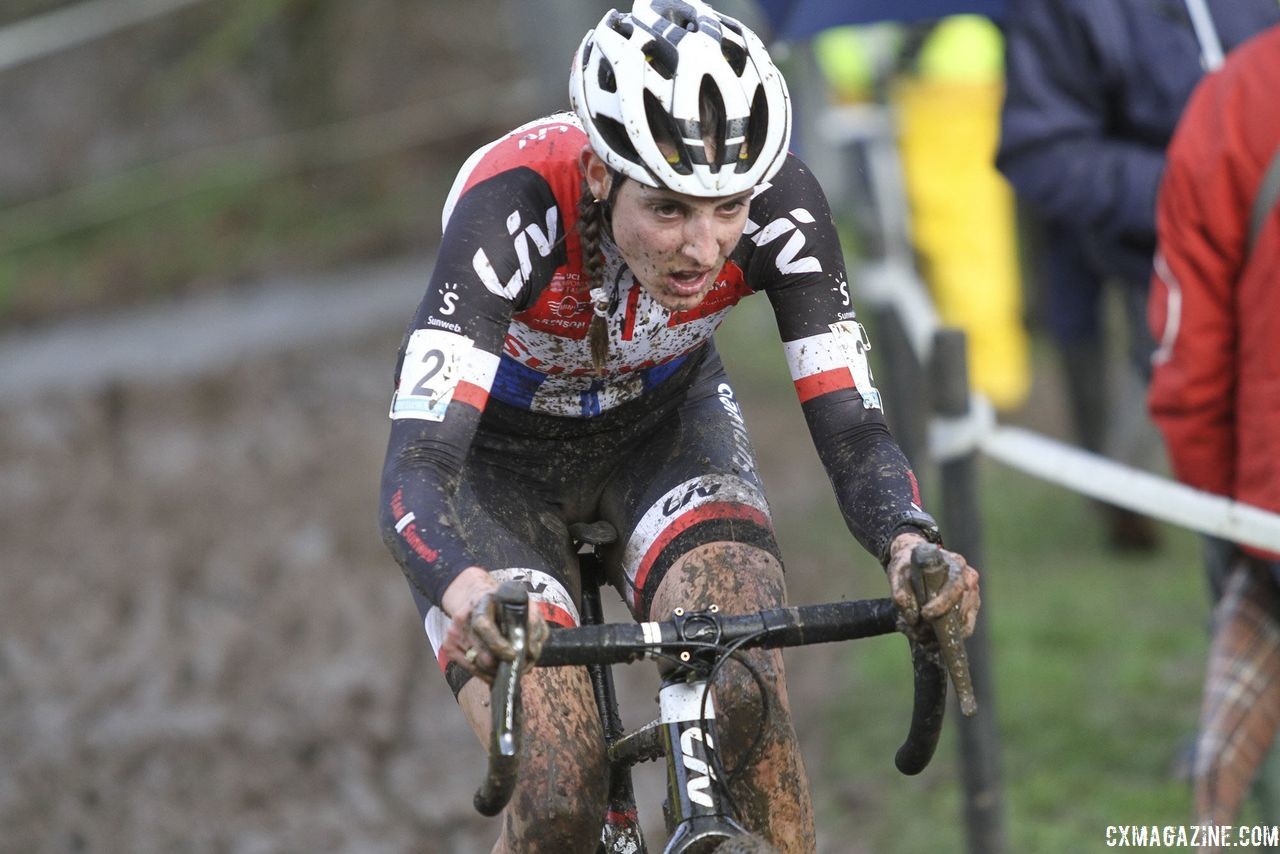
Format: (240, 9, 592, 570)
(472, 521, 969, 853)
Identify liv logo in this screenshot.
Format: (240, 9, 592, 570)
(472, 206, 560, 300)
(662, 481, 723, 516)
(679, 727, 717, 808)
(745, 208, 822, 275)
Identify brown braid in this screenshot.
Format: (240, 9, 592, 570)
(578, 178, 610, 374)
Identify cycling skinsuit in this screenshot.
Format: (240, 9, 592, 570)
(379, 114, 934, 693)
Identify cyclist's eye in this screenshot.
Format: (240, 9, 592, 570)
(652, 203, 682, 218)
(719, 199, 746, 215)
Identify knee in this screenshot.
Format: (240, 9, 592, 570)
(713, 649, 791, 741)
(652, 541, 785, 619)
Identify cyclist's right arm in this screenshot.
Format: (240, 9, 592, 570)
(378, 164, 561, 618)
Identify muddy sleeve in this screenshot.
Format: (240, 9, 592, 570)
(379, 167, 564, 608)
(744, 155, 939, 563)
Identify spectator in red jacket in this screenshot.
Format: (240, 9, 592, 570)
(1148, 23, 1280, 831)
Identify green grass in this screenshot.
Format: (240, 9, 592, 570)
(801, 466, 1209, 853)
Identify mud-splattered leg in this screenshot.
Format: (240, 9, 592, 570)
(457, 664, 608, 853)
(649, 541, 816, 854)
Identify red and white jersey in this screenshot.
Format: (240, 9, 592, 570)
(391, 113, 878, 419)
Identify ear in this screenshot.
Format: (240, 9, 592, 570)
(579, 145, 611, 202)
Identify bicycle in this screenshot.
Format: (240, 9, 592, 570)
(471, 521, 976, 853)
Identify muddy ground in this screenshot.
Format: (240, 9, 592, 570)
(0, 275, 899, 853)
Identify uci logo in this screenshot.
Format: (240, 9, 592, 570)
(472, 206, 560, 300)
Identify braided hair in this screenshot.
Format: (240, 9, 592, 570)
(578, 178, 611, 375)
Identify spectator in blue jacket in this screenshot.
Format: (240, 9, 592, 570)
(999, 0, 1279, 296)
(996, 0, 1280, 550)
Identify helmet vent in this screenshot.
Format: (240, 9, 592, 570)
(737, 84, 768, 173)
(606, 10, 634, 38)
(655, 0, 699, 30)
(698, 75, 727, 169)
(594, 115, 643, 168)
(644, 89, 693, 175)
(598, 58, 617, 93)
(641, 39, 679, 80)
(720, 39, 747, 76)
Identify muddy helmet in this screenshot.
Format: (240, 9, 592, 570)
(569, 0, 792, 197)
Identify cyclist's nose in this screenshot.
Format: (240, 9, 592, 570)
(680, 217, 719, 267)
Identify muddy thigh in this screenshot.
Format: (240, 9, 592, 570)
(649, 541, 816, 854)
(457, 664, 607, 853)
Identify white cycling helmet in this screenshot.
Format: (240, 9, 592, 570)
(569, 0, 792, 197)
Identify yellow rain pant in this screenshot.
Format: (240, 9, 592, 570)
(894, 78, 1030, 410)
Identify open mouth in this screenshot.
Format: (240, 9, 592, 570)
(665, 268, 713, 296)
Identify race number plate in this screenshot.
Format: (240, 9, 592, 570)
(389, 329, 473, 421)
(829, 320, 882, 410)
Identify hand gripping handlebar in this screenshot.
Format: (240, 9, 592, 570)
(473, 551, 978, 813)
(472, 584, 532, 817)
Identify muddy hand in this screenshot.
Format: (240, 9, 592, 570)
(885, 532, 932, 628)
(471, 589, 549, 663)
(886, 534, 980, 636)
(911, 543, 979, 716)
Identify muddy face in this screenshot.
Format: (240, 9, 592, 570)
(607, 180, 751, 312)
(581, 148, 752, 313)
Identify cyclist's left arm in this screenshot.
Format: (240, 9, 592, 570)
(743, 155, 932, 559)
(742, 155, 978, 630)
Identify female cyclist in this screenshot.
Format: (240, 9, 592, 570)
(379, 2, 981, 850)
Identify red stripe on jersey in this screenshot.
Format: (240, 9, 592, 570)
(794, 367, 855, 403)
(452, 381, 489, 411)
(907, 470, 923, 507)
(537, 601, 578, 629)
(622, 282, 643, 341)
(632, 502, 772, 611)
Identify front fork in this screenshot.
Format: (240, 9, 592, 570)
(659, 679, 751, 852)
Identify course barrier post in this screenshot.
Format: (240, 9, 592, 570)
(870, 303, 929, 474)
(932, 327, 1006, 854)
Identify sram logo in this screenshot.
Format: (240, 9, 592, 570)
(472, 206, 559, 300)
(744, 207, 822, 275)
(680, 726, 717, 808)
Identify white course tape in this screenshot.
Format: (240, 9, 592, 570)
(978, 424, 1280, 555)
(857, 259, 940, 362)
(928, 394, 997, 462)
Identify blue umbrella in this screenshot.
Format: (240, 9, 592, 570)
(756, 0, 1006, 39)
